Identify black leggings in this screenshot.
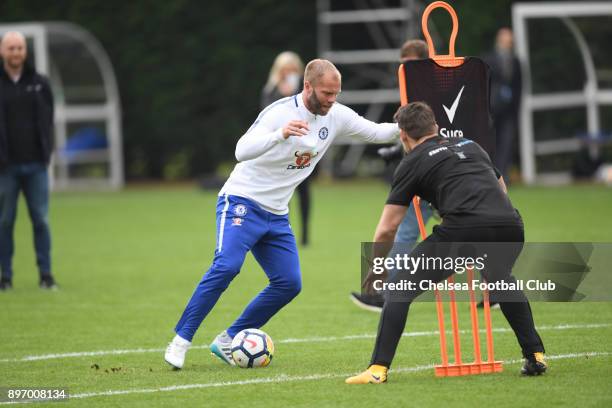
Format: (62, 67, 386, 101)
(370, 224, 545, 367)
(296, 177, 311, 246)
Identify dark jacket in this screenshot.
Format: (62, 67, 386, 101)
(0, 62, 54, 170)
(483, 50, 522, 118)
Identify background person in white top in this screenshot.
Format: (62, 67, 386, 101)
(165, 59, 400, 369)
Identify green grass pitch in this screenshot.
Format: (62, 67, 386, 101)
(1, 181, 611, 407)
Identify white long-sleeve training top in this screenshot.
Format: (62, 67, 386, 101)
(219, 93, 400, 214)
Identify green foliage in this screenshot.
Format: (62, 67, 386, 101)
(0, 0, 316, 179)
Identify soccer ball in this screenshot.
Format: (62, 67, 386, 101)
(230, 329, 274, 368)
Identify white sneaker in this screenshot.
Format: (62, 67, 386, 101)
(210, 331, 235, 366)
(164, 335, 191, 369)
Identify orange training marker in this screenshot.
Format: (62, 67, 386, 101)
(397, 0, 503, 378)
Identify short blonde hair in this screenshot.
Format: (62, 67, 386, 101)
(304, 59, 340, 86)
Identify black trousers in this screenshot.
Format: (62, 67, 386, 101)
(494, 113, 517, 182)
(370, 224, 545, 367)
(296, 177, 310, 246)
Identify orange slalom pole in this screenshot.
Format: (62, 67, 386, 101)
(447, 276, 462, 365)
(482, 286, 495, 363)
(412, 195, 446, 366)
(467, 268, 482, 363)
(412, 195, 446, 365)
(413, 198, 427, 240)
(435, 290, 449, 366)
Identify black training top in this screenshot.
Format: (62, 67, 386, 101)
(0, 64, 54, 168)
(386, 136, 522, 227)
(1, 73, 43, 163)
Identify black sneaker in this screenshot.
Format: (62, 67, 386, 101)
(0, 278, 12, 291)
(350, 292, 384, 312)
(39, 275, 58, 290)
(521, 352, 547, 376)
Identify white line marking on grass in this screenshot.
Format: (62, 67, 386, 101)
(0, 323, 609, 363)
(0, 347, 167, 362)
(0, 351, 609, 404)
(281, 323, 612, 343)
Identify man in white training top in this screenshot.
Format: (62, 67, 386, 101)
(165, 59, 400, 369)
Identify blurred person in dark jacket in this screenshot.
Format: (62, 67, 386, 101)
(0, 31, 56, 291)
(483, 27, 522, 183)
(261, 51, 312, 246)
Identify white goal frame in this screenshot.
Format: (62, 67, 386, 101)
(512, 2, 612, 184)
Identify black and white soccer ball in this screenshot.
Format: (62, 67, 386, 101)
(230, 329, 274, 368)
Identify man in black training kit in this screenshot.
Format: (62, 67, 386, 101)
(346, 102, 546, 384)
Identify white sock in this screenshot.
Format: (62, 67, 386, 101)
(173, 334, 191, 346)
